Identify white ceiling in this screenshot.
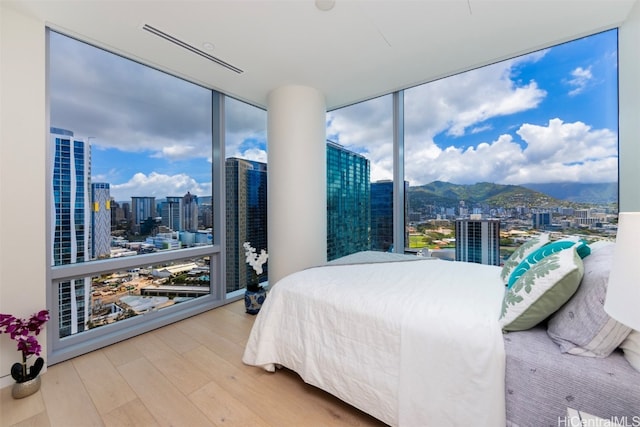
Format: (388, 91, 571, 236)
(7, 0, 638, 110)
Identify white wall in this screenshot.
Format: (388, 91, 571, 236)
(0, 3, 48, 388)
(619, 0, 640, 212)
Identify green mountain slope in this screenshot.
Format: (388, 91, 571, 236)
(520, 182, 617, 204)
(408, 181, 585, 210)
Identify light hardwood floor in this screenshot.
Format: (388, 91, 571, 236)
(0, 301, 387, 427)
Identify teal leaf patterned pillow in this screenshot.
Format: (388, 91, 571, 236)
(500, 247, 584, 332)
(507, 240, 590, 288)
(500, 233, 550, 284)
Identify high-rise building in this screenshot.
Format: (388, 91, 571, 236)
(532, 212, 552, 229)
(182, 191, 199, 232)
(110, 199, 128, 230)
(161, 196, 182, 231)
(198, 196, 213, 229)
(455, 219, 501, 266)
(225, 157, 268, 292)
(326, 141, 370, 261)
(109, 200, 131, 231)
(370, 180, 409, 252)
(131, 196, 156, 234)
(371, 181, 393, 252)
(91, 182, 111, 259)
(51, 127, 91, 337)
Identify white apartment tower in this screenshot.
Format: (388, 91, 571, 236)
(51, 127, 91, 337)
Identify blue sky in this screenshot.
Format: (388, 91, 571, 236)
(328, 29, 618, 186)
(49, 29, 618, 201)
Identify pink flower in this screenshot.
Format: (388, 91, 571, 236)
(0, 310, 49, 357)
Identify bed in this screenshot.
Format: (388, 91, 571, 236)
(242, 243, 640, 426)
(504, 326, 640, 427)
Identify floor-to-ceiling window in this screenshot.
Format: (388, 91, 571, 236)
(327, 30, 618, 263)
(48, 30, 223, 363)
(326, 95, 393, 260)
(224, 97, 268, 295)
(404, 29, 618, 263)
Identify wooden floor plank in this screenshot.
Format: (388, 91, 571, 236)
(188, 380, 271, 427)
(101, 338, 145, 368)
(71, 350, 137, 415)
(130, 333, 213, 395)
(173, 316, 248, 371)
(39, 362, 104, 427)
(116, 358, 212, 427)
(260, 368, 386, 426)
(101, 398, 159, 427)
(0, 384, 46, 427)
(0, 301, 390, 427)
(6, 410, 51, 427)
(152, 323, 202, 355)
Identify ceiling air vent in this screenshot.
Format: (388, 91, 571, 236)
(142, 24, 243, 74)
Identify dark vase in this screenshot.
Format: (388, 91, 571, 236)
(245, 286, 267, 315)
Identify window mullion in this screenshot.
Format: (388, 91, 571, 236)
(393, 90, 405, 253)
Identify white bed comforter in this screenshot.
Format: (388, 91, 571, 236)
(242, 259, 506, 426)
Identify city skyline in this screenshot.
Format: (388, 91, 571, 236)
(49, 29, 618, 203)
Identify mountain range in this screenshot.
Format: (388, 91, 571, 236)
(519, 182, 618, 204)
(407, 181, 617, 210)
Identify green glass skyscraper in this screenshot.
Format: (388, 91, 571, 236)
(326, 141, 370, 261)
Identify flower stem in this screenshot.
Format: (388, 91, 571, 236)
(21, 351, 27, 380)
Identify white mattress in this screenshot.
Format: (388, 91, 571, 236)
(243, 258, 506, 426)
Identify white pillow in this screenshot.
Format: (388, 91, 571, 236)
(500, 246, 584, 332)
(620, 330, 640, 373)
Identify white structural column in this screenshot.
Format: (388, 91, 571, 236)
(267, 85, 327, 284)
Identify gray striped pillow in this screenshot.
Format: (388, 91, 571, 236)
(620, 330, 640, 372)
(547, 242, 632, 357)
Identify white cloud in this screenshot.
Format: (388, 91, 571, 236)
(517, 118, 616, 164)
(50, 32, 268, 201)
(404, 58, 546, 139)
(329, 50, 551, 184)
(150, 144, 200, 161)
(327, 95, 394, 182)
(110, 172, 211, 202)
(327, 95, 393, 149)
(566, 66, 593, 96)
(53, 30, 617, 199)
(225, 97, 268, 160)
(470, 124, 493, 134)
(328, 46, 617, 187)
(50, 31, 251, 165)
(404, 119, 617, 186)
(240, 148, 268, 163)
(405, 134, 526, 185)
